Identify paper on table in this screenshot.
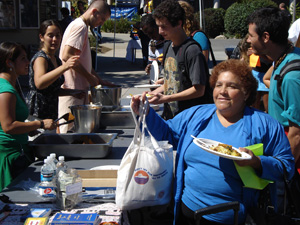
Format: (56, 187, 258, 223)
(234, 143, 273, 190)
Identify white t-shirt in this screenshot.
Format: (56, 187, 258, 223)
(288, 18, 300, 45)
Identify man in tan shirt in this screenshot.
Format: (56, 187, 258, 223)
(59, 0, 114, 133)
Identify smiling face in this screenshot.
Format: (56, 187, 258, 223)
(12, 49, 29, 76)
(40, 25, 62, 53)
(247, 23, 266, 56)
(213, 71, 248, 118)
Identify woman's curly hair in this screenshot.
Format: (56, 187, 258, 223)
(178, 1, 200, 36)
(210, 59, 258, 106)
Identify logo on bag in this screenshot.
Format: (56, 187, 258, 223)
(134, 170, 149, 185)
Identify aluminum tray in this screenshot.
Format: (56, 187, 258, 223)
(29, 133, 117, 159)
(100, 105, 160, 129)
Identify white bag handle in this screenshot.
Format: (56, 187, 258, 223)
(130, 97, 160, 150)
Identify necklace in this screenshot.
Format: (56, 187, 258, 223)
(274, 44, 293, 70)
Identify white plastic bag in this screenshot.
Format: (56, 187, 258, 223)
(116, 99, 173, 210)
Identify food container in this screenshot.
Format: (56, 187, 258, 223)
(100, 106, 135, 129)
(69, 104, 102, 133)
(91, 85, 122, 107)
(29, 133, 118, 159)
(100, 105, 161, 129)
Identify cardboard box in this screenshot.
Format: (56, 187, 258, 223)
(77, 170, 117, 188)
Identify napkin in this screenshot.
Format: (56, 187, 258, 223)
(234, 143, 273, 190)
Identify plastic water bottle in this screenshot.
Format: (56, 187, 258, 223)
(49, 154, 58, 176)
(56, 156, 68, 174)
(39, 158, 56, 198)
(50, 153, 58, 165)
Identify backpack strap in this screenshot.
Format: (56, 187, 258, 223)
(162, 40, 172, 67)
(274, 59, 300, 99)
(191, 30, 217, 66)
(176, 38, 202, 78)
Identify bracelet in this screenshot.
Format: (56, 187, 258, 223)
(40, 120, 44, 129)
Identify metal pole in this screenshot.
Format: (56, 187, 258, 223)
(113, 0, 117, 60)
(293, 0, 296, 23)
(199, 0, 202, 29)
(95, 31, 98, 71)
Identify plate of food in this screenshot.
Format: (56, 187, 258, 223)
(134, 84, 161, 88)
(191, 136, 252, 160)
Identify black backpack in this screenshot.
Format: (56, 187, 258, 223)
(274, 59, 300, 99)
(162, 38, 213, 105)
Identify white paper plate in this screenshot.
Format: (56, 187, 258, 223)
(150, 61, 159, 82)
(192, 138, 252, 160)
(90, 165, 120, 170)
(134, 84, 161, 88)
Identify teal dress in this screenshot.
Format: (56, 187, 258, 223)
(0, 78, 33, 192)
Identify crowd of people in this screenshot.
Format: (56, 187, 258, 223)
(0, 0, 300, 224)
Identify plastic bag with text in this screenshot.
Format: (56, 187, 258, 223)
(116, 99, 173, 210)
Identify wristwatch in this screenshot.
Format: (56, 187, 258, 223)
(40, 120, 44, 129)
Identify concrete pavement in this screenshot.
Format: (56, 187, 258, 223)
(95, 32, 240, 97)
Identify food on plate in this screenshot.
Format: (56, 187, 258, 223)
(146, 94, 154, 99)
(210, 143, 242, 157)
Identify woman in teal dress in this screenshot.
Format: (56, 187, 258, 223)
(0, 42, 56, 191)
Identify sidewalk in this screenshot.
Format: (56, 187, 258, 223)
(95, 32, 240, 97)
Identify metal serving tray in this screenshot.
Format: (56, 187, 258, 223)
(29, 133, 117, 159)
(100, 105, 160, 129)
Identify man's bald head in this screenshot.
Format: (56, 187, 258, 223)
(88, 0, 111, 16)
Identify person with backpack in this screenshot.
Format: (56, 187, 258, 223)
(248, 7, 300, 173)
(248, 7, 300, 215)
(148, 0, 211, 120)
(178, 1, 216, 67)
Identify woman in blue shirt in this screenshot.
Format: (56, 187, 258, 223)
(131, 59, 295, 225)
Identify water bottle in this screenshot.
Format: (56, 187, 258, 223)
(50, 153, 58, 165)
(39, 158, 56, 198)
(56, 156, 68, 174)
(49, 154, 57, 176)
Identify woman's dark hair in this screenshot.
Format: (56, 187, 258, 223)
(39, 19, 62, 37)
(210, 59, 258, 106)
(152, 0, 185, 27)
(0, 42, 26, 73)
(39, 20, 62, 49)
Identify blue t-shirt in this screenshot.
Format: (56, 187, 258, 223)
(269, 47, 300, 127)
(193, 31, 209, 51)
(182, 112, 246, 223)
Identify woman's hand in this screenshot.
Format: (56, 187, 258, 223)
(42, 119, 57, 130)
(64, 55, 80, 70)
(131, 93, 148, 115)
(235, 148, 262, 173)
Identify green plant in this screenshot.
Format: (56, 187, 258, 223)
(201, 8, 226, 38)
(224, 0, 277, 38)
(289, 3, 300, 20)
(101, 17, 132, 33)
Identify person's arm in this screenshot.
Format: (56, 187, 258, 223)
(0, 93, 56, 134)
(202, 50, 209, 63)
(288, 121, 300, 162)
(61, 45, 99, 86)
(33, 55, 79, 90)
(263, 65, 273, 88)
(91, 68, 116, 87)
(149, 84, 205, 104)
